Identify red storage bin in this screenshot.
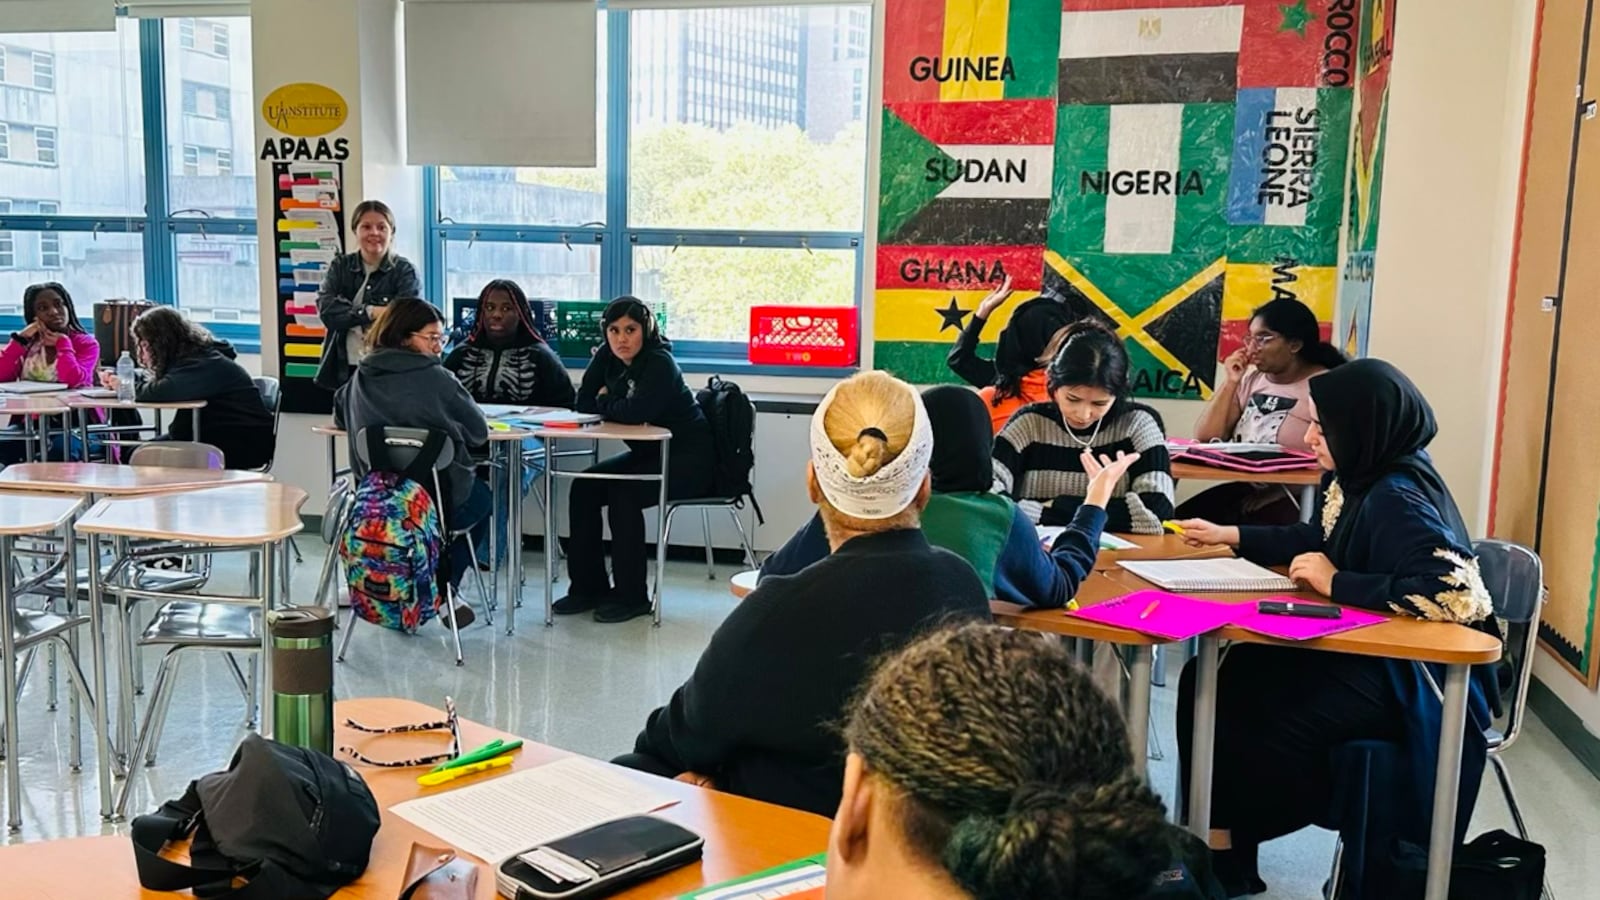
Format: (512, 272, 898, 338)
(748, 306, 858, 367)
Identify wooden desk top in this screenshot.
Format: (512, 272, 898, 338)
(996, 564, 1503, 666)
(313, 423, 534, 445)
(76, 483, 307, 544)
(530, 421, 672, 442)
(62, 394, 206, 411)
(0, 492, 83, 535)
(0, 697, 831, 899)
(0, 463, 269, 496)
(1171, 460, 1323, 486)
(0, 395, 71, 414)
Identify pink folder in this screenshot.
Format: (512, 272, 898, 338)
(1228, 598, 1388, 640)
(1069, 590, 1240, 641)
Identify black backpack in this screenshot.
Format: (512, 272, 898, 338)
(131, 734, 382, 899)
(695, 375, 764, 523)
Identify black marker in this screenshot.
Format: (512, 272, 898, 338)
(1257, 601, 1342, 619)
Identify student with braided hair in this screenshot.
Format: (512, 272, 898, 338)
(614, 371, 990, 815)
(828, 622, 1175, 900)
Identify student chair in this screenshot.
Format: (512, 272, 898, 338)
(334, 427, 493, 667)
(251, 376, 300, 563)
(1320, 539, 1549, 900)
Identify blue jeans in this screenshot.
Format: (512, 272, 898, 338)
(0, 423, 101, 464)
(477, 436, 544, 565)
(447, 479, 494, 589)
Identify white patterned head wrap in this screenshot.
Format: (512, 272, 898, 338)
(809, 379, 934, 520)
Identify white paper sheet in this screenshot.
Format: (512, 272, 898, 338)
(389, 756, 680, 863)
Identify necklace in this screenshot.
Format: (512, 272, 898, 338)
(1064, 415, 1105, 449)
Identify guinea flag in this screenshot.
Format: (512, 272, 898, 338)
(878, 100, 1055, 246)
(883, 0, 1061, 103)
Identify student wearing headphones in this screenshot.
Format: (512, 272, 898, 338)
(558, 297, 713, 624)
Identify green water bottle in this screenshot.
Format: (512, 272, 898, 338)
(270, 607, 335, 755)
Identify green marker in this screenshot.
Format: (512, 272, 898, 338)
(429, 738, 524, 773)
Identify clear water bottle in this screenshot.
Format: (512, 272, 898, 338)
(115, 350, 135, 402)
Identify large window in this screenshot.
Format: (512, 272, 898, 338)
(427, 4, 869, 364)
(0, 17, 260, 340)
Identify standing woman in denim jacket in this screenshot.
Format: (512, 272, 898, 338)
(314, 199, 421, 391)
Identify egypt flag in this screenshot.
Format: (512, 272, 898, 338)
(878, 100, 1055, 246)
(1058, 2, 1244, 106)
(1225, 87, 1351, 266)
(1239, 0, 1361, 88)
(883, 0, 1061, 103)
(1043, 250, 1224, 399)
(873, 246, 1047, 384)
(1050, 102, 1233, 256)
(1217, 259, 1336, 361)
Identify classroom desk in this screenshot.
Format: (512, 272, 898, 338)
(75, 482, 307, 796)
(1170, 460, 1322, 524)
(0, 462, 269, 495)
(531, 422, 673, 631)
(996, 561, 1502, 900)
(63, 395, 207, 462)
(0, 697, 832, 898)
(0, 395, 72, 462)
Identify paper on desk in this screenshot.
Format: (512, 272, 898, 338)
(477, 404, 528, 418)
(1037, 524, 1138, 552)
(390, 756, 679, 863)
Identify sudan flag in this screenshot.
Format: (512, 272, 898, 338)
(1218, 258, 1335, 361)
(1042, 250, 1224, 399)
(1225, 86, 1351, 266)
(1050, 102, 1234, 256)
(883, 0, 1061, 103)
(873, 245, 1047, 385)
(1059, 2, 1244, 106)
(879, 100, 1055, 246)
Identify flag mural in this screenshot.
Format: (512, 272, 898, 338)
(1335, 0, 1395, 360)
(875, 0, 1379, 398)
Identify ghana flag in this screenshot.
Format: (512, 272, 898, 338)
(873, 245, 1052, 385)
(879, 100, 1056, 246)
(883, 0, 1062, 103)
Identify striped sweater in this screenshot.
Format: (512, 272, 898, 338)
(993, 402, 1174, 534)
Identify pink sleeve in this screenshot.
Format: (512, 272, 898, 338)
(55, 332, 101, 388)
(0, 339, 25, 383)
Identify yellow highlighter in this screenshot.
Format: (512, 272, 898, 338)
(417, 754, 515, 787)
(1161, 521, 1187, 536)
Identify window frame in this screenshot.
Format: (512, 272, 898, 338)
(32, 125, 56, 165)
(0, 18, 261, 351)
(36, 200, 60, 268)
(32, 51, 53, 91)
(210, 21, 229, 58)
(0, 199, 13, 269)
(421, 5, 866, 375)
(0, 121, 8, 160)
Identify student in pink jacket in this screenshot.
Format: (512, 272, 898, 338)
(0, 282, 100, 461)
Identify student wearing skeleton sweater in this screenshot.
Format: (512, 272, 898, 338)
(992, 319, 1174, 535)
(443, 279, 575, 565)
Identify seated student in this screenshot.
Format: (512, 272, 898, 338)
(443, 279, 575, 566)
(558, 296, 714, 624)
(335, 298, 491, 612)
(1179, 298, 1346, 525)
(1174, 358, 1499, 897)
(947, 276, 1079, 434)
(828, 622, 1172, 900)
(0, 282, 100, 462)
(761, 384, 1139, 608)
(613, 372, 991, 815)
(105, 307, 273, 471)
(994, 319, 1174, 535)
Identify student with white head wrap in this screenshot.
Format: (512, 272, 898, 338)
(613, 372, 992, 816)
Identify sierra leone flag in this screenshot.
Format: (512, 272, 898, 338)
(1050, 102, 1234, 256)
(879, 100, 1055, 246)
(1058, 2, 1244, 106)
(1225, 87, 1351, 265)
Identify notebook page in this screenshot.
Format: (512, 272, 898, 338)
(1118, 558, 1296, 591)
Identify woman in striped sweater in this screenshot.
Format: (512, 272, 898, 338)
(993, 319, 1174, 535)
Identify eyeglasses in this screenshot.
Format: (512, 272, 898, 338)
(339, 696, 461, 768)
(1247, 333, 1279, 348)
(411, 331, 447, 347)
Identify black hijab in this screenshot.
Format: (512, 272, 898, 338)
(922, 385, 994, 494)
(1311, 359, 1470, 561)
(994, 296, 1076, 381)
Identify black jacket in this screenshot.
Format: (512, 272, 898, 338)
(138, 342, 274, 470)
(575, 344, 712, 460)
(314, 252, 421, 390)
(631, 529, 990, 815)
(443, 337, 575, 408)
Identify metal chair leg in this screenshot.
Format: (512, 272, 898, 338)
(462, 533, 493, 627)
(1327, 836, 1345, 900)
(141, 653, 183, 767)
(701, 509, 715, 579)
(1490, 755, 1553, 899)
(444, 586, 465, 668)
(335, 607, 360, 662)
(727, 507, 758, 569)
(117, 650, 178, 817)
(289, 536, 304, 564)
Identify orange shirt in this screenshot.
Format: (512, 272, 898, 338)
(978, 370, 1051, 434)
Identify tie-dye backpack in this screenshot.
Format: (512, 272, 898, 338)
(338, 471, 444, 631)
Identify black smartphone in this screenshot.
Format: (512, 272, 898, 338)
(1257, 601, 1342, 619)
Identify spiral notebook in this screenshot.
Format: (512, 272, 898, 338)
(1118, 558, 1296, 592)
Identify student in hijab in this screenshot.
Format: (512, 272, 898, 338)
(946, 276, 1083, 434)
(761, 385, 1138, 608)
(614, 372, 991, 816)
(1174, 359, 1500, 897)
(559, 296, 713, 623)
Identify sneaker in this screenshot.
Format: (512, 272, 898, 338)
(552, 591, 604, 615)
(594, 598, 653, 624)
(446, 604, 476, 629)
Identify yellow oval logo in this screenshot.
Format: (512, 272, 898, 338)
(261, 83, 348, 138)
